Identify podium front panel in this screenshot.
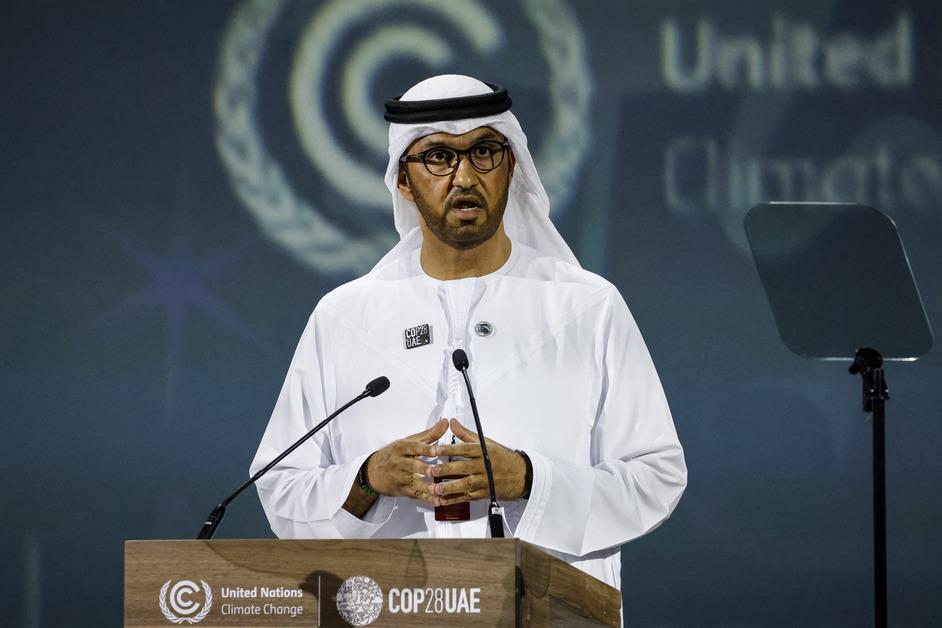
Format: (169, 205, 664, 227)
(125, 538, 619, 627)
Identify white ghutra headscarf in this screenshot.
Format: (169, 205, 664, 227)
(371, 74, 580, 272)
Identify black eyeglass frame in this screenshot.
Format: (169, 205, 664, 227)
(399, 141, 511, 176)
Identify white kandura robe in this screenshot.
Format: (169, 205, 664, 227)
(251, 242, 687, 590)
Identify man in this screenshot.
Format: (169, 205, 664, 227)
(251, 75, 686, 592)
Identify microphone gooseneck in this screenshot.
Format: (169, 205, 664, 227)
(451, 349, 505, 538)
(196, 376, 390, 539)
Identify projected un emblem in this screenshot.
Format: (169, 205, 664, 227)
(214, 0, 591, 274)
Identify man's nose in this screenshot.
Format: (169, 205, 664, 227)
(451, 154, 479, 188)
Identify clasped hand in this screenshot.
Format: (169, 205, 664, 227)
(366, 418, 526, 506)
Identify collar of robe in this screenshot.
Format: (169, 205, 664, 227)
(383, 82, 512, 123)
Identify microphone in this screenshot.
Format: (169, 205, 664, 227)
(365, 376, 390, 397)
(196, 376, 391, 539)
(451, 349, 504, 538)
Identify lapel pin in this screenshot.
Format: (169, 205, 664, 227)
(404, 323, 432, 349)
(474, 321, 494, 337)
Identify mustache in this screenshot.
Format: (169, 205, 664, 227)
(446, 190, 487, 208)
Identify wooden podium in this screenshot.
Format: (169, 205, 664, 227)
(125, 539, 620, 627)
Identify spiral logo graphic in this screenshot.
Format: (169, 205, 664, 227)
(158, 579, 213, 624)
(214, 0, 592, 275)
(336, 576, 384, 626)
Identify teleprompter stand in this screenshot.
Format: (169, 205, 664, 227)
(744, 202, 933, 628)
(849, 348, 890, 628)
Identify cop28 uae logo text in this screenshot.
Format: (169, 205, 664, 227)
(158, 580, 213, 624)
(214, 0, 592, 275)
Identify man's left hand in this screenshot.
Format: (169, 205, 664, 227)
(430, 418, 526, 505)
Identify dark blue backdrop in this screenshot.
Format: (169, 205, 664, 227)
(3, 1, 941, 626)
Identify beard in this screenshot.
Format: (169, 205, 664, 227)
(409, 178, 509, 251)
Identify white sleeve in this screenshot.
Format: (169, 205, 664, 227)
(249, 309, 396, 539)
(512, 289, 687, 556)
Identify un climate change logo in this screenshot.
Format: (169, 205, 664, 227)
(336, 576, 384, 626)
(215, 0, 592, 275)
(158, 580, 213, 624)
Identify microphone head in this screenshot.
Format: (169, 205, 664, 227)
(452, 349, 469, 371)
(365, 376, 390, 397)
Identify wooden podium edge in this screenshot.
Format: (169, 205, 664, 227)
(517, 541, 621, 627)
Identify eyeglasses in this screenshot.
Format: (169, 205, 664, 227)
(399, 141, 510, 176)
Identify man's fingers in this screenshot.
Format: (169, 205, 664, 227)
(421, 418, 450, 443)
(436, 488, 489, 506)
(432, 474, 485, 496)
(406, 488, 437, 505)
(434, 442, 482, 459)
(429, 460, 477, 478)
(393, 475, 436, 504)
(407, 418, 449, 443)
(449, 418, 479, 442)
(402, 457, 430, 477)
(402, 471, 432, 489)
(395, 439, 437, 458)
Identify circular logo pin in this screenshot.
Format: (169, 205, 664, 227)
(474, 321, 494, 337)
(336, 575, 383, 626)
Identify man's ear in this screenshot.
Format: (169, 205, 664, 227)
(508, 149, 516, 179)
(397, 167, 415, 202)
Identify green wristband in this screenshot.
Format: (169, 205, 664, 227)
(358, 454, 377, 497)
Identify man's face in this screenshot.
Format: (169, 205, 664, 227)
(397, 126, 515, 250)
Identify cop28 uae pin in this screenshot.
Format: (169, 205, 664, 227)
(404, 323, 432, 349)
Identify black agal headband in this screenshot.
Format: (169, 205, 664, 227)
(384, 82, 512, 123)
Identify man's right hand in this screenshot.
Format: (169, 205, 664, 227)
(365, 418, 449, 505)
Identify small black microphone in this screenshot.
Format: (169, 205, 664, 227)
(196, 376, 391, 539)
(366, 376, 390, 397)
(452, 351, 469, 370)
(451, 349, 504, 538)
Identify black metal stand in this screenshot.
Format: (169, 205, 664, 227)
(744, 204, 932, 628)
(849, 348, 889, 628)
